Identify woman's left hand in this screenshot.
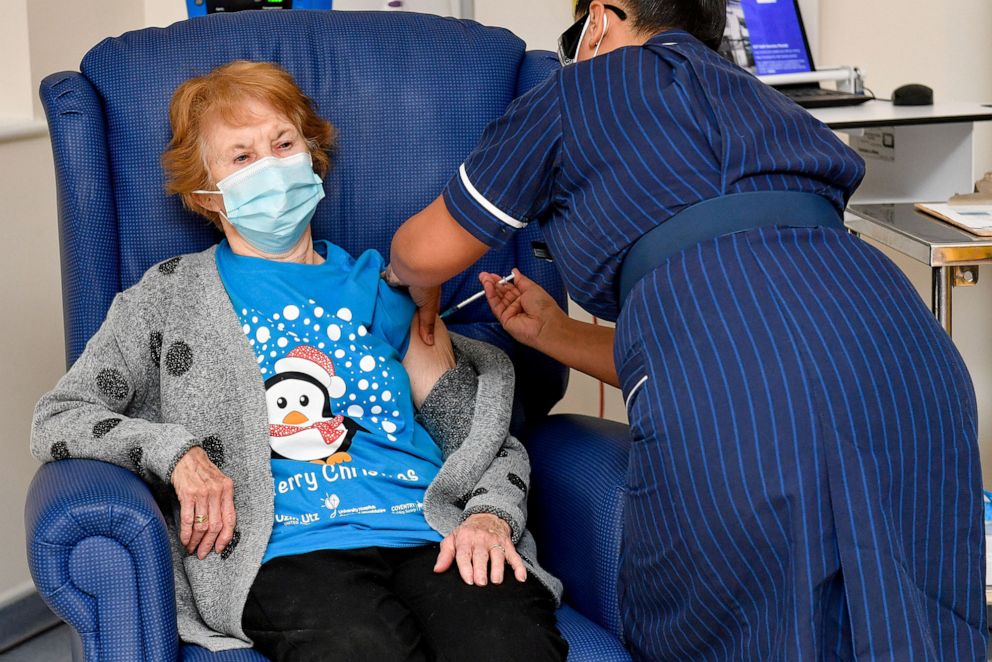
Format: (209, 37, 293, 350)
(434, 513, 528, 586)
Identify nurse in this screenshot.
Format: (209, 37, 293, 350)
(388, 1, 987, 659)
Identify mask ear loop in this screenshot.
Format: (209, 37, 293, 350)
(592, 13, 609, 58)
(190, 188, 229, 223)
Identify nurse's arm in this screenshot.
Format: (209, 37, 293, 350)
(481, 269, 620, 388)
(544, 317, 618, 388)
(390, 196, 490, 288)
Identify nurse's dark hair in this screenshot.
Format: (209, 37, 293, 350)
(575, 0, 727, 50)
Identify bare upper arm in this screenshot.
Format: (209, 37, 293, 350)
(403, 314, 456, 409)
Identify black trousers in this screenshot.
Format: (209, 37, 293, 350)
(241, 544, 568, 662)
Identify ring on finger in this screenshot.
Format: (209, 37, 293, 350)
(195, 514, 208, 524)
(490, 544, 505, 553)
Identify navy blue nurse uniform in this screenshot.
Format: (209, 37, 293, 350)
(443, 30, 986, 662)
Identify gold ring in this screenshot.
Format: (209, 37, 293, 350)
(195, 515, 207, 524)
(489, 544, 505, 553)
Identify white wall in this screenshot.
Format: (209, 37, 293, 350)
(0, 134, 63, 606)
(475, 1, 572, 52)
(818, 0, 992, 177)
(0, 1, 33, 120)
(0, 0, 159, 609)
(26, 0, 147, 116)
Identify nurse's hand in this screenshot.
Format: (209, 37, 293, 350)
(383, 264, 440, 346)
(480, 268, 567, 352)
(434, 513, 528, 586)
(409, 285, 441, 346)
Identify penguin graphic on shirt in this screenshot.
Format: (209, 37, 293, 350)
(264, 345, 366, 465)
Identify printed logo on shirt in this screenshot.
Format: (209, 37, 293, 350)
(274, 512, 321, 526)
(322, 493, 340, 518)
(391, 501, 425, 515)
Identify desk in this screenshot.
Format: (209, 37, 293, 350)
(845, 204, 992, 334)
(810, 101, 992, 205)
(808, 101, 992, 335)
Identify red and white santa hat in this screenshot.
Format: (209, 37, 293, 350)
(274, 345, 347, 399)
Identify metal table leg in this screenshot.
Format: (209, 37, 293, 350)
(932, 266, 953, 336)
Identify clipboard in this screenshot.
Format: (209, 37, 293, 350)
(914, 203, 992, 237)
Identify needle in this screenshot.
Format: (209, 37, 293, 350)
(439, 273, 516, 320)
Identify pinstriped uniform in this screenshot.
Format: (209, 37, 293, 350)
(442, 29, 986, 661)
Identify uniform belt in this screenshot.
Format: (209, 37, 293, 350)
(618, 191, 844, 304)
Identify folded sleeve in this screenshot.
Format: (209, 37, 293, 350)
(366, 250, 417, 358)
(418, 349, 530, 543)
(442, 74, 562, 249)
(460, 434, 530, 545)
(31, 293, 201, 484)
(416, 346, 477, 456)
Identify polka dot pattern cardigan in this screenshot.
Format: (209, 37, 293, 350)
(31, 246, 561, 653)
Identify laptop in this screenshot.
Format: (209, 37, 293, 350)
(719, 0, 870, 109)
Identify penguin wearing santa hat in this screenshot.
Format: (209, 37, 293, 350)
(264, 345, 366, 465)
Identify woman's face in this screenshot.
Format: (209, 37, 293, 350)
(201, 98, 309, 186)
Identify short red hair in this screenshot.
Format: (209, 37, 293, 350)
(162, 60, 336, 228)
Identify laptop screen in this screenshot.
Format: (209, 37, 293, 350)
(719, 0, 815, 76)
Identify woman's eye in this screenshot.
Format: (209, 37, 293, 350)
(278, 142, 293, 150)
(299, 395, 309, 406)
(276, 397, 287, 408)
(234, 154, 249, 164)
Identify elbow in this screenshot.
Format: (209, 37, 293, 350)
(30, 407, 52, 463)
(389, 227, 443, 288)
(30, 394, 70, 463)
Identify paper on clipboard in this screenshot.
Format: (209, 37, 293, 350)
(915, 203, 992, 236)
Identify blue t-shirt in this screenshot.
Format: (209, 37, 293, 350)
(215, 240, 444, 564)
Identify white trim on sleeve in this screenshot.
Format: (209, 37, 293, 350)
(459, 164, 529, 230)
(625, 376, 649, 412)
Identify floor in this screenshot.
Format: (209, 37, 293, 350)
(3, 623, 992, 660)
(0, 624, 73, 662)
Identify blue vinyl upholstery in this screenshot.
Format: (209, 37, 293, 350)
(29, 10, 632, 661)
(527, 415, 631, 642)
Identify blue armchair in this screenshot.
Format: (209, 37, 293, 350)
(26, 10, 632, 661)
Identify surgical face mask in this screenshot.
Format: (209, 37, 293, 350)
(196, 151, 325, 255)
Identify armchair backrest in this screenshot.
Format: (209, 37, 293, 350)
(41, 10, 567, 430)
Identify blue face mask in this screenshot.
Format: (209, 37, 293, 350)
(197, 152, 325, 255)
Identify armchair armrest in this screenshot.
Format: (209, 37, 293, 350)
(25, 459, 180, 661)
(525, 414, 630, 642)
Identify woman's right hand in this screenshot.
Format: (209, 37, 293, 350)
(480, 268, 567, 351)
(171, 446, 236, 560)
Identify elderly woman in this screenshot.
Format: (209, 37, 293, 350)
(31, 61, 566, 662)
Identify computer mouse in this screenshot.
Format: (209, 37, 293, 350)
(893, 84, 934, 106)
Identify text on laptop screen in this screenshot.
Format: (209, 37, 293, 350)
(720, 0, 813, 76)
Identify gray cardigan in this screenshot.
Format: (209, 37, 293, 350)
(31, 246, 561, 652)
